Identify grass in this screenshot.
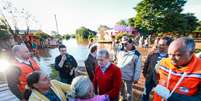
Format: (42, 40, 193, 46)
(49, 64, 59, 80)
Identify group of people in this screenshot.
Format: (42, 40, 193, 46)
(5, 35, 201, 101)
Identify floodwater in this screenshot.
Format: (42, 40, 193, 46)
(35, 38, 114, 75)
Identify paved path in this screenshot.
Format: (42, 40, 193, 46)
(0, 81, 19, 101)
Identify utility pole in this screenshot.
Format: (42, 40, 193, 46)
(54, 14, 59, 35)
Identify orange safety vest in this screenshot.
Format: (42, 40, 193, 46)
(15, 58, 40, 92)
(154, 55, 201, 101)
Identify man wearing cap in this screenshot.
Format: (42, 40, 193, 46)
(117, 36, 142, 101)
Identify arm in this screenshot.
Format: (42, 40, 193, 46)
(133, 55, 142, 81)
(52, 80, 71, 93)
(168, 84, 201, 101)
(93, 67, 98, 94)
(106, 67, 122, 100)
(143, 55, 150, 78)
(55, 56, 63, 71)
(6, 67, 23, 100)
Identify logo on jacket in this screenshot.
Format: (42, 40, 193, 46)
(179, 86, 189, 94)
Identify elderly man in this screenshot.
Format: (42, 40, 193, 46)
(93, 49, 122, 101)
(7, 45, 40, 100)
(153, 37, 201, 101)
(141, 37, 172, 101)
(117, 38, 142, 101)
(55, 44, 78, 84)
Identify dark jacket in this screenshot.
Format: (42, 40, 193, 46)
(84, 54, 97, 81)
(143, 52, 167, 84)
(55, 54, 77, 80)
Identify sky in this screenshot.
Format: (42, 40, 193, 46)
(1, 0, 201, 34)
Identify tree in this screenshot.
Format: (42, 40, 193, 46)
(128, 17, 135, 27)
(195, 21, 201, 32)
(0, 17, 10, 39)
(134, 0, 198, 35)
(75, 27, 96, 40)
(1, 0, 37, 35)
(115, 20, 128, 26)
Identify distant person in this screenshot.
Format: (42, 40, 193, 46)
(84, 45, 98, 81)
(55, 44, 78, 84)
(6, 45, 40, 100)
(88, 38, 95, 48)
(117, 38, 142, 101)
(68, 76, 109, 101)
(144, 38, 149, 48)
(31, 40, 37, 55)
(24, 71, 71, 101)
(93, 49, 122, 101)
(141, 37, 172, 101)
(153, 37, 201, 101)
(139, 36, 144, 48)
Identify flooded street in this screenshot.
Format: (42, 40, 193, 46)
(35, 38, 113, 75)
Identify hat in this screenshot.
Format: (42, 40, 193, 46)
(121, 36, 129, 43)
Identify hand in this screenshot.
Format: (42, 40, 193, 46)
(133, 80, 138, 84)
(154, 85, 170, 99)
(61, 55, 66, 61)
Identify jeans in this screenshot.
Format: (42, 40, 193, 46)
(121, 80, 133, 101)
(141, 78, 156, 101)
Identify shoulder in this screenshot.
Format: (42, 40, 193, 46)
(29, 90, 42, 101)
(158, 58, 171, 67)
(134, 50, 141, 57)
(148, 52, 159, 58)
(110, 64, 121, 72)
(50, 80, 63, 85)
(55, 55, 61, 59)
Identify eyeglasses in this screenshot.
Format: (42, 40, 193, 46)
(60, 49, 66, 52)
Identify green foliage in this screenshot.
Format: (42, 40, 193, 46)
(134, 0, 198, 36)
(195, 21, 201, 32)
(33, 32, 49, 39)
(115, 32, 128, 41)
(116, 20, 128, 26)
(75, 26, 96, 40)
(71, 34, 76, 38)
(195, 49, 201, 53)
(128, 18, 135, 27)
(49, 64, 59, 80)
(0, 17, 10, 39)
(53, 34, 63, 39)
(64, 34, 71, 40)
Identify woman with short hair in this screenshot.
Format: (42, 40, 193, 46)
(24, 71, 71, 101)
(68, 75, 109, 101)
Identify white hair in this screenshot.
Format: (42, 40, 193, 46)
(12, 45, 27, 56)
(69, 76, 94, 98)
(96, 49, 110, 58)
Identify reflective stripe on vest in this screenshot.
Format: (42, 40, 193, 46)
(15, 59, 40, 92)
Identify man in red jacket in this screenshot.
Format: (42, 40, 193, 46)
(93, 49, 122, 101)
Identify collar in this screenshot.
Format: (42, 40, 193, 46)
(101, 62, 111, 73)
(90, 53, 96, 58)
(15, 57, 30, 65)
(125, 50, 135, 55)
